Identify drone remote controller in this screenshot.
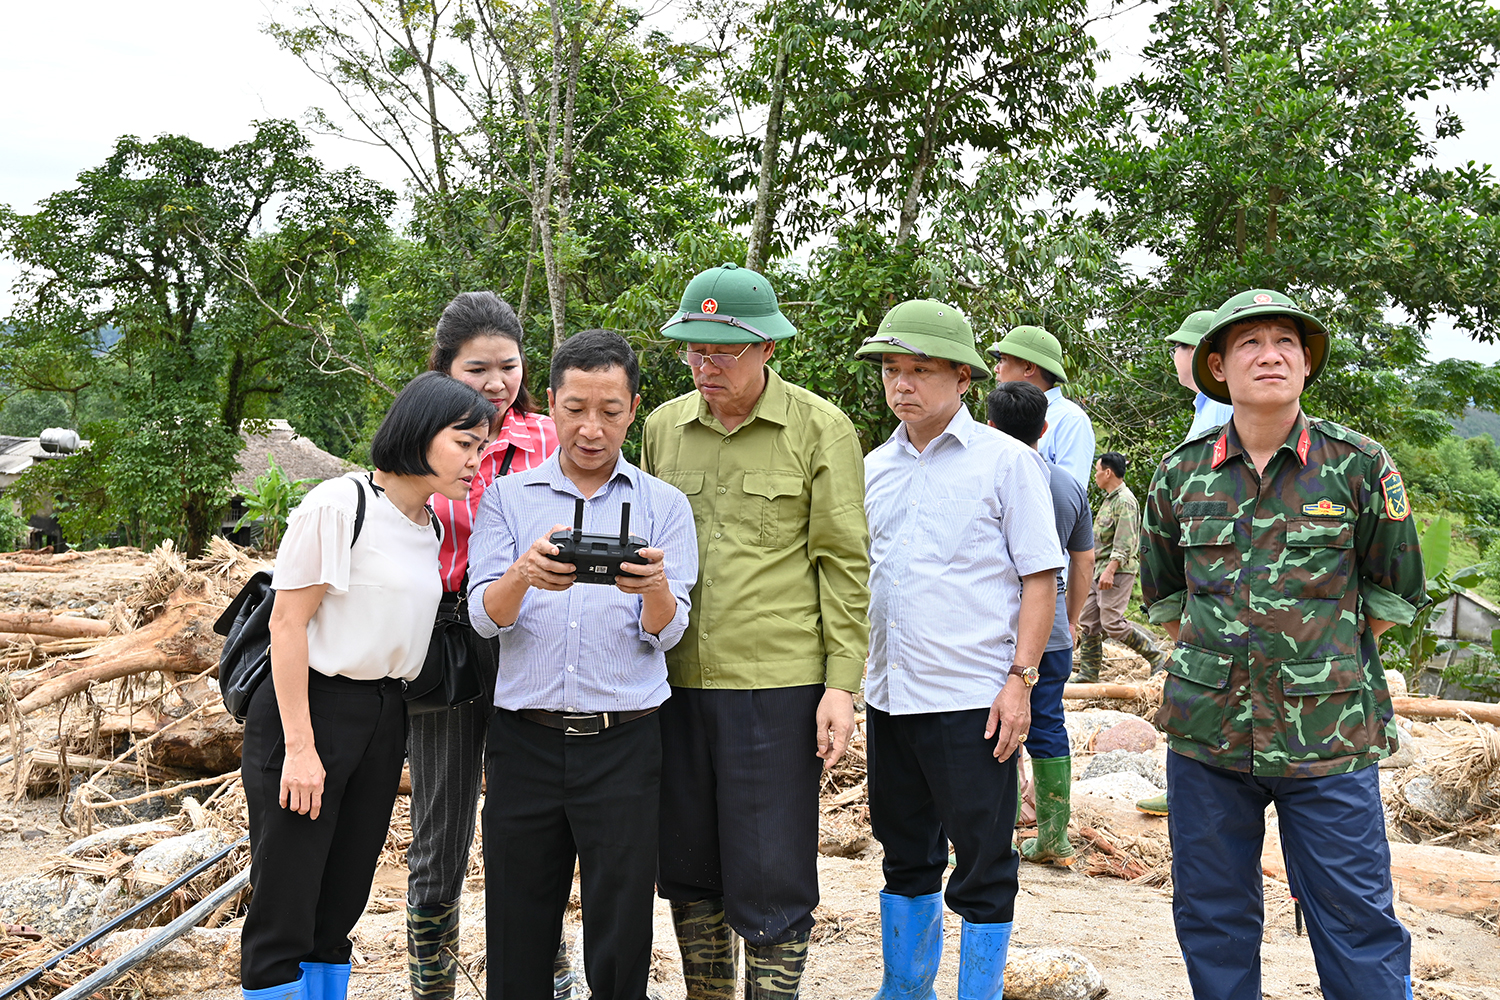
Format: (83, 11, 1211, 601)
(548, 498, 649, 585)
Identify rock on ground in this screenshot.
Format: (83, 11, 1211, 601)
(1072, 772, 1162, 805)
(0, 874, 105, 938)
(97, 926, 241, 993)
(133, 829, 226, 879)
(1092, 717, 1159, 754)
(1401, 775, 1478, 824)
(1005, 945, 1107, 999)
(59, 820, 177, 857)
(1081, 750, 1166, 789)
(1063, 711, 1141, 756)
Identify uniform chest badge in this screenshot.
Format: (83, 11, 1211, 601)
(701, 298, 718, 314)
(1380, 470, 1410, 521)
(1302, 499, 1347, 517)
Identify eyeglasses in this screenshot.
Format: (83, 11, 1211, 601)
(678, 342, 758, 369)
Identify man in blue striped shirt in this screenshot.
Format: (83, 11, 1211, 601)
(468, 329, 698, 1000)
(856, 300, 1065, 1000)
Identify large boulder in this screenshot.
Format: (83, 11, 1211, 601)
(1080, 749, 1165, 789)
(1004, 946, 1107, 999)
(97, 926, 241, 992)
(0, 874, 106, 938)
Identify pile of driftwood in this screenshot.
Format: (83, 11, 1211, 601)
(2, 540, 264, 831)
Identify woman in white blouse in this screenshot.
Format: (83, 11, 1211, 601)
(238, 372, 495, 1000)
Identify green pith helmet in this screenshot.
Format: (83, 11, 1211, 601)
(1165, 310, 1216, 348)
(1194, 289, 1329, 404)
(853, 299, 992, 379)
(659, 262, 796, 344)
(986, 325, 1068, 383)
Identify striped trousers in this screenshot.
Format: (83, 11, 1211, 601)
(407, 696, 490, 906)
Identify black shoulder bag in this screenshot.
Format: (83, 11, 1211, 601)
(403, 444, 516, 715)
(214, 475, 368, 723)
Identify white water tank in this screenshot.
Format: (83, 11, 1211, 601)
(39, 428, 81, 454)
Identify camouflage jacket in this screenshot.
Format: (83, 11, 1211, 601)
(1140, 411, 1427, 777)
(1094, 483, 1140, 576)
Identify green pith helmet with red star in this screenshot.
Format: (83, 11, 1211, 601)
(659, 263, 797, 344)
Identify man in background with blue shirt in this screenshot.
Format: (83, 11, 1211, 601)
(469, 329, 698, 1000)
(986, 380, 1094, 868)
(987, 324, 1095, 485)
(1169, 311, 1235, 440)
(855, 300, 1064, 1000)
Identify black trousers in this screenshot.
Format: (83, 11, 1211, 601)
(656, 684, 824, 945)
(866, 706, 1020, 924)
(482, 709, 661, 1000)
(241, 670, 407, 989)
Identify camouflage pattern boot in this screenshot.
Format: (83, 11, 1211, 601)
(1123, 623, 1167, 674)
(670, 898, 738, 1000)
(407, 900, 460, 1000)
(745, 932, 810, 1000)
(553, 937, 581, 1000)
(1069, 634, 1102, 683)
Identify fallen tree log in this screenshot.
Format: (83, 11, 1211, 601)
(1063, 683, 1500, 726)
(16, 582, 224, 716)
(1262, 825, 1500, 918)
(96, 709, 244, 775)
(0, 611, 111, 639)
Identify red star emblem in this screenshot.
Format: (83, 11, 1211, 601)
(701, 298, 718, 314)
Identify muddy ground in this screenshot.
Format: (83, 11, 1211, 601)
(5, 788, 1497, 1000)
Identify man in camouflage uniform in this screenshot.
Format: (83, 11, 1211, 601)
(1141, 288, 1426, 1000)
(1072, 452, 1164, 681)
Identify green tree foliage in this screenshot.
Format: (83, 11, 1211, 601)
(0, 121, 393, 553)
(235, 454, 317, 550)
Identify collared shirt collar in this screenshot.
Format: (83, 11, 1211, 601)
(1212, 410, 1311, 470)
(494, 408, 542, 453)
(529, 451, 639, 497)
(1045, 385, 1064, 403)
(681, 366, 790, 431)
(892, 404, 974, 457)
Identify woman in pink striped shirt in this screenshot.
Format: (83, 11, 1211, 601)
(405, 292, 569, 999)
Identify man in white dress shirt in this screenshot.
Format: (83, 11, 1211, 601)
(855, 300, 1065, 1000)
(1168, 310, 1236, 441)
(987, 325, 1095, 485)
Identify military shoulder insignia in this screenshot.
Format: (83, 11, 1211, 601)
(1302, 499, 1347, 517)
(1380, 470, 1410, 521)
(1211, 433, 1228, 468)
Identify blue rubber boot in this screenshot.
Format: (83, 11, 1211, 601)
(870, 891, 943, 1000)
(242, 972, 307, 1000)
(956, 921, 1012, 1000)
(299, 962, 351, 1000)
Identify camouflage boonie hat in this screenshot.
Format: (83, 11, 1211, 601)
(1194, 289, 1329, 404)
(660, 263, 796, 344)
(986, 325, 1068, 383)
(854, 299, 992, 379)
(1165, 310, 1216, 348)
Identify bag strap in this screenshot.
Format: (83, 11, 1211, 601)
(453, 443, 518, 602)
(350, 473, 368, 548)
(498, 443, 518, 478)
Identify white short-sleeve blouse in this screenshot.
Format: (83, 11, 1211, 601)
(272, 473, 442, 681)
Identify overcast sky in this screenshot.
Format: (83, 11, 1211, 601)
(3, 0, 1497, 363)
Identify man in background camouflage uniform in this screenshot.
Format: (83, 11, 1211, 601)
(1141, 289, 1426, 1000)
(1071, 453, 1164, 681)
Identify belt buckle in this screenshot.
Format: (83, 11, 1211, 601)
(562, 713, 605, 736)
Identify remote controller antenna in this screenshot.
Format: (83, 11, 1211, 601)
(572, 498, 585, 544)
(619, 503, 632, 545)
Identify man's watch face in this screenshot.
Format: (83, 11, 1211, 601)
(1016, 664, 1040, 687)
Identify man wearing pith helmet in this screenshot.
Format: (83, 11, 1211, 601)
(987, 325, 1095, 485)
(641, 263, 870, 999)
(857, 300, 1064, 1000)
(1140, 288, 1426, 1000)
(1166, 310, 1236, 441)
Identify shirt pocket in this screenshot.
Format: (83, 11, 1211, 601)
(1154, 640, 1234, 750)
(1279, 518, 1354, 599)
(1277, 653, 1376, 757)
(742, 470, 804, 549)
(660, 470, 706, 533)
(1179, 516, 1239, 595)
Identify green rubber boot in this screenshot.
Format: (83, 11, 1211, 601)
(1136, 790, 1169, 816)
(746, 932, 810, 1000)
(671, 898, 738, 1000)
(1069, 634, 1102, 683)
(407, 900, 460, 1000)
(1123, 623, 1167, 674)
(1020, 756, 1076, 866)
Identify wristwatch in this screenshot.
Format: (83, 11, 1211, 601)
(1008, 662, 1040, 687)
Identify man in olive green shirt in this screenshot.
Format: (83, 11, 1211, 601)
(641, 263, 870, 999)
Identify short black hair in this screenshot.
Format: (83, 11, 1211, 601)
(370, 371, 496, 476)
(550, 329, 641, 396)
(428, 291, 536, 414)
(985, 381, 1048, 447)
(1098, 452, 1128, 479)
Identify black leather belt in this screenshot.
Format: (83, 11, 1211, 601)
(519, 707, 658, 736)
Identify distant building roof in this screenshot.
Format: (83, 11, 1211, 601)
(234, 420, 358, 492)
(0, 433, 85, 489)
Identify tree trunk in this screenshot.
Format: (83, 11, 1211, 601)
(895, 134, 934, 244)
(1265, 184, 1282, 253)
(746, 34, 789, 273)
(0, 612, 111, 638)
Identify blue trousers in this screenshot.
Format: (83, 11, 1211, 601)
(1027, 647, 1073, 759)
(1167, 752, 1412, 1000)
